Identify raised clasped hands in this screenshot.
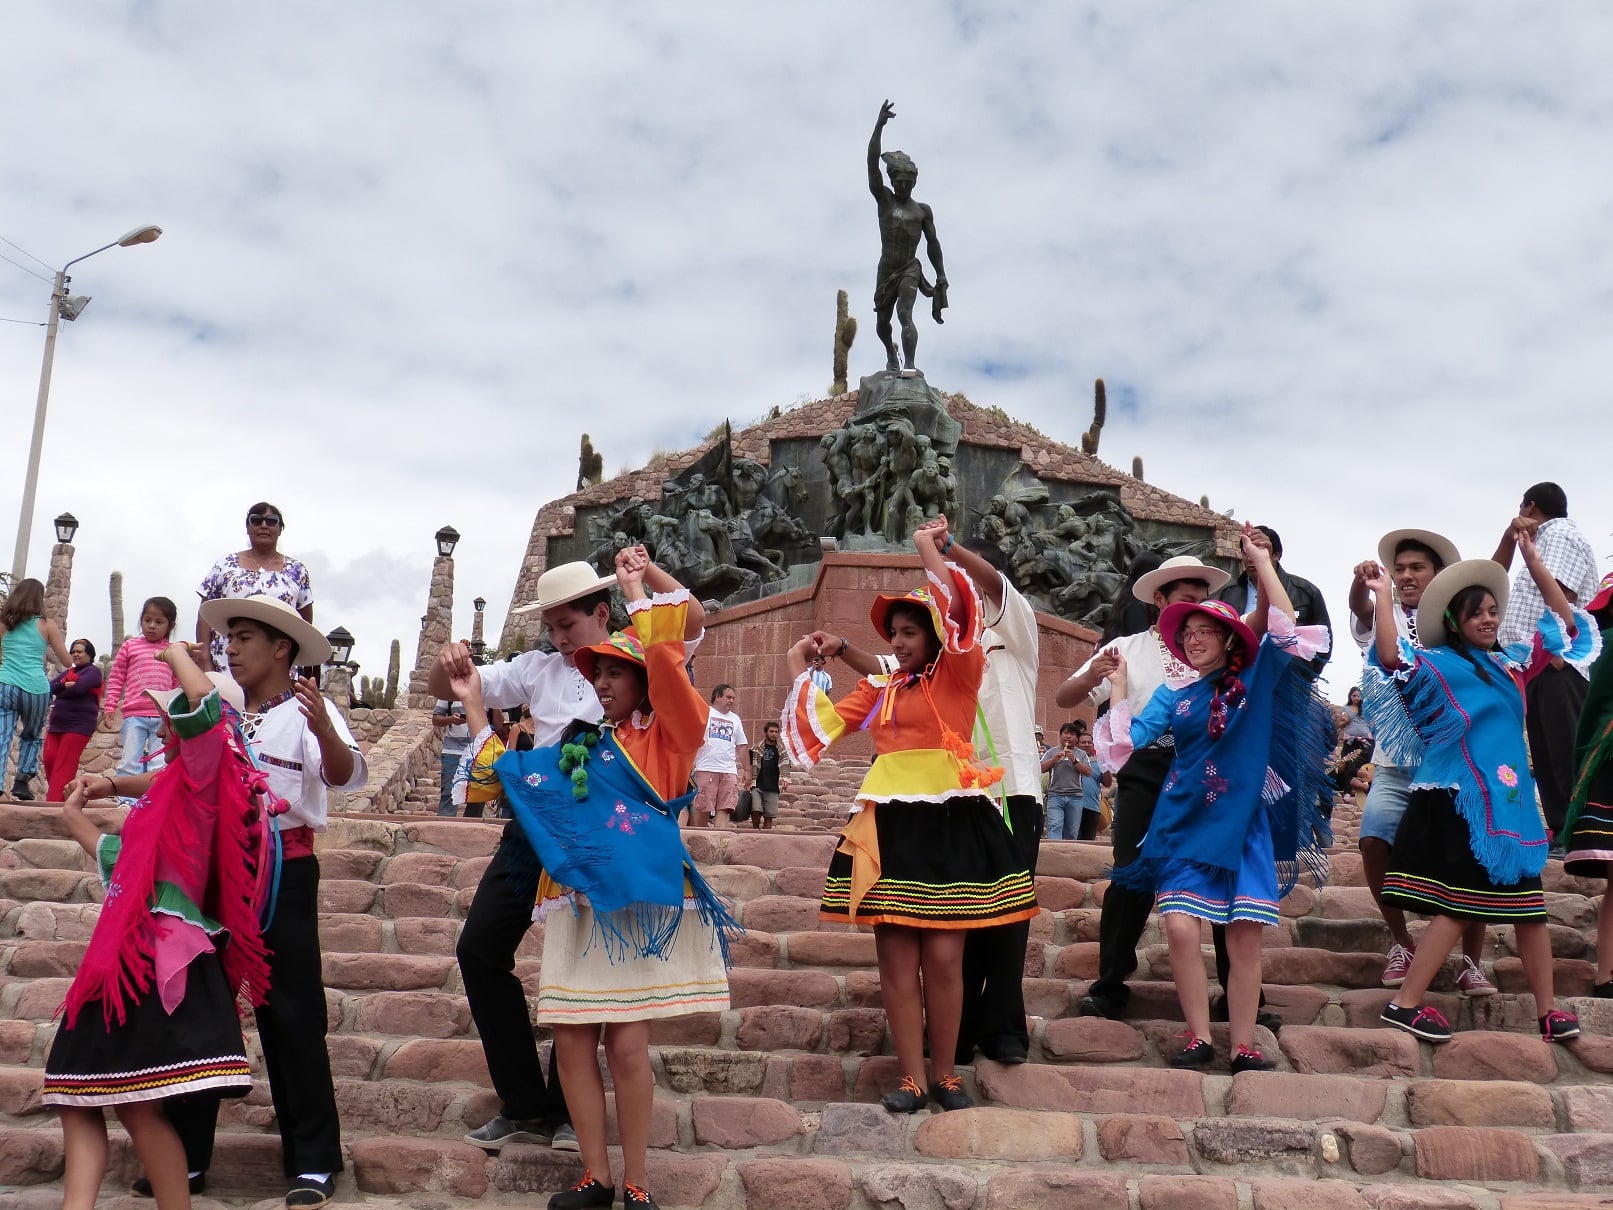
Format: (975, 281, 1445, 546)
(615, 543, 650, 583)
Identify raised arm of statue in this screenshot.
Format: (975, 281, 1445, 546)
(868, 100, 895, 199)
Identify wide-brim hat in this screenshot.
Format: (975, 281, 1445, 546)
(146, 671, 246, 717)
(1587, 571, 1613, 618)
(511, 561, 616, 616)
(870, 586, 947, 647)
(1414, 559, 1510, 649)
(572, 629, 647, 685)
(1159, 599, 1259, 666)
(1132, 556, 1231, 604)
(1377, 528, 1461, 574)
(198, 594, 331, 665)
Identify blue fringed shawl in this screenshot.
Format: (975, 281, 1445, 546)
(498, 728, 741, 967)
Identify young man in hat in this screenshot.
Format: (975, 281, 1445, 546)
(1056, 556, 1229, 1020)
(429, 559, 703, 1157)
(1493, 483, 1601, 843)
(103, 595, 365, 1209)
(1348, 530, 1493, 993)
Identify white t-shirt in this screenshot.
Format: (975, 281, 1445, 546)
(242, 693, 368, 832)
(695, 708, 747, 775)
(974, 573, 1043, 803)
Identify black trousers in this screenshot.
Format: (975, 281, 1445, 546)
(1527, 663, 1589, 836)
(456, 822, 569, 1126)
(168, 855, 343, 1177)
(957, 795, 1044, 1061)
(1089, 746, 1173, 1008)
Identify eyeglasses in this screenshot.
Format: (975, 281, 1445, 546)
(1180, 626, 1223, 642)
(248, 513, 283, 527)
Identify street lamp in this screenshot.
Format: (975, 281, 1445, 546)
(11, 225, 163, 580)
(53, 513, 79, 545)
(434, 526, 460, 558)
(474, 596, 486, 614)
(325, 626, 356, 668)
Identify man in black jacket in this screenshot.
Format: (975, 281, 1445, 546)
(1215, 525, 1332, 681)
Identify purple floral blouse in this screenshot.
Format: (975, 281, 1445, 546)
(197, 552, 314, 670)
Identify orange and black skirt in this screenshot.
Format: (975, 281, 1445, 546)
(820, 793, 1038, 929)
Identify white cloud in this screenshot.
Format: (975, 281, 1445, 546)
(0, 2, 1609, 698)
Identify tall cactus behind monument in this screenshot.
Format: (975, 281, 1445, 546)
(832, 289, 858, 395)
(109, 571, 125, 649)
(385, 639, 401, 709)
(1081, 379, 1106, 457)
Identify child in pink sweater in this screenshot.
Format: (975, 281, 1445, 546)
(102, 597, 180, 779)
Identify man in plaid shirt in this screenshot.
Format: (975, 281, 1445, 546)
(1493, 481, 1601, 839)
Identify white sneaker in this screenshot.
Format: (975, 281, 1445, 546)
(1457, 955, 1498, 997)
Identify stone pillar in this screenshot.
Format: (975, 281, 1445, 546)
(324, 665, 354, 720)
(42, 541, 74, 674)
(471, 601, 486, 646)
(406, 555, 454, 708)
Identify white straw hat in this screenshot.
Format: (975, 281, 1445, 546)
(510, 561, 616, 616)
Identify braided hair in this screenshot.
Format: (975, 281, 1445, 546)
(1206, 638, 1250, 740)
(1441, 585, 1496, 686)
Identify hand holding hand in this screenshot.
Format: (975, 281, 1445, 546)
(435, 640, 475, 682)
(1089, 650, 1120, 680)
(1517, 526, 1541, 566)
(1240, 522, 1273, 566)
(914, 515, 950, 547)
(1362, 566, 1391, 595)
(1353, 559, 1383, 585)
(1106, 652, 1128, 688)
(615, 544, 650, 582)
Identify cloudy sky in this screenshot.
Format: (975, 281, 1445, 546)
(2, 3, 1609, 696)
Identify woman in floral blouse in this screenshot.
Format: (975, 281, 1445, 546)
(195, 502, 314, 670)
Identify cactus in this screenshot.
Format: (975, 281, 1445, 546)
(1131, 456, 1144, 481)
(577, 433, 604, 490)
(110, 571, 125, 649)
(384, 639, 401, 709)
(1200, 495, 1211, 509)
(831, 289, 858, 395)
(1080, 378, 1106, 456)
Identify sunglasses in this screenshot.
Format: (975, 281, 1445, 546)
(248, 513, 283, 527)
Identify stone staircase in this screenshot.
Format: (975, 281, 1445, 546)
(4, 797, 1613, 1209)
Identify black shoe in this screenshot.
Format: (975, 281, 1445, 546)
(1230, 1047, 1276, 1074)
(623, 1183, 661, 1209)
(11, 776, 33, 801)
(132, 1174, 207, 1198)
(981, 1038, 1028, 1065)
(881, 1074, 928, 1113)
(929, 1074, 972, 1111)
(1380, 1001, 1452, 1043)
(1079, 990, 1125, 1020)
(1256, 1010, 1284, 1035)
(1540, 1010, 1582, 1043)
(1170, 1036, 1215, 1068)
(286, 1175, 335, 1210)
(1595, 980, 1613, 999)
(549, 1172, 616, 1210)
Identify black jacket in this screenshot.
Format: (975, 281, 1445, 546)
(1214, 566, 1332, 679)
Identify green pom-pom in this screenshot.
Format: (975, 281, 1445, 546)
(570, 767, 589, 799)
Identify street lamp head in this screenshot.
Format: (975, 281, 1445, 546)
(474, 596, 486, 614)
(325, 625, 355, 667)
(58, 295, 92, 321)
(434, 526, 461, 558)
(117, 225, 163, 248)
(53, 513, 79, 544)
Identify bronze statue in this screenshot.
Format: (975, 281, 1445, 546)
(868, 101, 948, 373)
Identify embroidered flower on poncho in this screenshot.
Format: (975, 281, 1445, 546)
(1498, 764, 1518, 788)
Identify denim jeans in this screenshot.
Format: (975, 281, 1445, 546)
(438, 755, 462, 816)
(1045, 794, 1082, 841)
(116, 714, 164, 778)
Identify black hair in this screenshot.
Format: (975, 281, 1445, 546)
(1100, 552, 1163, 645)
(1522, 482, 1568, 520)
(140, 596, 178, 636)
(227, 615, 300, 663)
(1393, 539, 1446, 572)
(885, 601, 943, 662)
(1442, 585, 1497, 685)
(71, 637, 96, 660)
(962, 539, 1007, 574)
(1155, 578, 1205, 602)
(1059, 721, 1081, 737)
(710, 683, 733, 702)
(555, 589, 612, 620)
(246, 501, 285, 527)
(1255, 525, 1283, 560)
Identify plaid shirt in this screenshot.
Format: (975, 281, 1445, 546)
(1499, 515, 1600, 653)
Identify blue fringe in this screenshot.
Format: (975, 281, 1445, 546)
(571, 854, 743, 969)
(1360, 641, 1425, 767)
(1265, 659, 1333, 896)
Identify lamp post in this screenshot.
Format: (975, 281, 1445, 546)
(42, 512, 80, 667)
(407, 526, 459, 708)
(12, 225, 163, 581)
(324, 625, 356, 716)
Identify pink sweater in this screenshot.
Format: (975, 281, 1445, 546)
(103, 636, 179, 718)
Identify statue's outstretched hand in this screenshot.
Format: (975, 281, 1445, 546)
(877, 100, 895, 127)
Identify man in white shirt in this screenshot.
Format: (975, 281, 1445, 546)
(693, 684, 750, 827)
(429, 558, 703, 1156)
(1492, 482, 1601, 839)
(1055, 556, 1228, 1021)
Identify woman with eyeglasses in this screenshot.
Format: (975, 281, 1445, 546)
(195, 502, 315, 671)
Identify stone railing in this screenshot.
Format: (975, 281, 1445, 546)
(334, 707, 440, 815)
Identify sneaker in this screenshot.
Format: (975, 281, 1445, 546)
(1540, 1010, 1581, 1043)
(551, 1122, 580, 1152)
(1381, 943, 1415, 988)
(548, 1171, 615, 1210)
(285, 1176, 335, 1210)
(132, 1174, 207, 1198)
(881, 1074, 928, 1113)
(1170, 1034, 1215, 1068)
(1380, 1001, 1452, 1042)
(624, 1184, 661, 1209)
(1230, 1046, 1275, 1074)
(465, 1114, 553, 1152)
(929, 1074, 971, 1111)
(1456, 956, 1498, 997)
(10, 776, 33, 802)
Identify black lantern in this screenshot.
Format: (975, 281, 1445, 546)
(473, 596, 486, 614)
(325, 626, 355, 667)
(434, 526, 460, 558)
(469, 636, 488, 665)
(54, 512, 79, 544)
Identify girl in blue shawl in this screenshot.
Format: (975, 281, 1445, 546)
(1366, 531, 1599, 1045)
(1096, 526, 1332, 1074)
